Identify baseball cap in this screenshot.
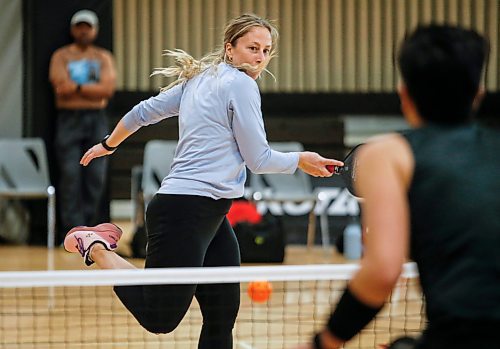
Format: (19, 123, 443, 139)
(70, 10, 99, 27)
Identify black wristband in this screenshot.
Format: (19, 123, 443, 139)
(101, 135, 117, 151)
(326, 287, 383, 341)
(76, 84, 81, 93)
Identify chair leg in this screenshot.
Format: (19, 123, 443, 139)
(320, 210, 331, 252)
(47, 186, 56, 249)
(47, 186, 56, 287)
(306, 202, 317, 249)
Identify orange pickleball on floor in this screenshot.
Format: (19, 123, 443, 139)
(247, 281, 272, 303)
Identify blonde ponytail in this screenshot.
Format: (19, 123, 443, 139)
(151, 49, 222, 91)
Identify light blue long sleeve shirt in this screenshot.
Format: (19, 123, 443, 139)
(122, 63, 299, 199)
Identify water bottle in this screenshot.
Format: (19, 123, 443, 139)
(343, 219, 362, 260)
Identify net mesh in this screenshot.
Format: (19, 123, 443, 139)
(0, 263, 424, 349)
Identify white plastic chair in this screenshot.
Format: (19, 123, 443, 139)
(141, 140, 178, 206)
(249, 142, 329, 250)
(130, 140, 177, 226)
(0, 138, 56, 249)
(129, 140, 178, 258)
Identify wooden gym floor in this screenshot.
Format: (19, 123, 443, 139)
(0, 220, 348, 271)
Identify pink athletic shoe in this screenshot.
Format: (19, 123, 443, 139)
(64, 223, 123, 266)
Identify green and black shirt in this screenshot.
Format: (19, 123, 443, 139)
(402, 122, 500, 347)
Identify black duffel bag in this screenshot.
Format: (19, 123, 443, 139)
(233, 213, 285, 263)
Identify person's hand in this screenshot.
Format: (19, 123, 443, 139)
(54, 80, 78, 97)
(80, 143, 115, 166)
(298, 152, 344, 177)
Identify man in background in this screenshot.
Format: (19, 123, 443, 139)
(49, 9, 116, 241)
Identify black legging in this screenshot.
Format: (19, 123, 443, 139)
(114, 194, 240, 349)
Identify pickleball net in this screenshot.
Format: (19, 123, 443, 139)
(0, 263, 424, 348)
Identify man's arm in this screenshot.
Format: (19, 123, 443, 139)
(49, 49, 78, 98)
(348, 135, 413, 305)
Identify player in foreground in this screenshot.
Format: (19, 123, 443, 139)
(64, 14, 342, 349)
(297, 24, 500, 349)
